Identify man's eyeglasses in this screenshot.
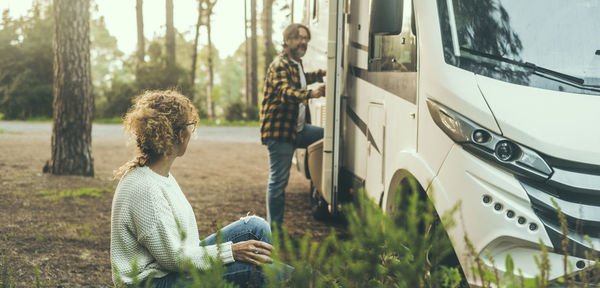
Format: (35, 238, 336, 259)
(294, 35, 310, 42)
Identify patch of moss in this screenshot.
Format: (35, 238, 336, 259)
(93, 117, 123, 124)
(36, 187, 111, 200)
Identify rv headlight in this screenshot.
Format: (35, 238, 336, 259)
(473, 130, 491, 144)
(426, 99, 553, 181)
(495, 141, 520, 162)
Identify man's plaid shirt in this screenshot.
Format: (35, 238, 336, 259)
(260, 52, 325, 145)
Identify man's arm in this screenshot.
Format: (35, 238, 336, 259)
(305, 69, 326, 85)
(269, 65, 311, 104)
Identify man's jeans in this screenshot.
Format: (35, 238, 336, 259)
(266, 124, 324, 229)
(151, 216, 273, 288)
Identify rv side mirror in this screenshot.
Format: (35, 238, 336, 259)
(370, 0, 403, 35)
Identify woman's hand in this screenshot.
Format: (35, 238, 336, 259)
(231, 240, 273, 266)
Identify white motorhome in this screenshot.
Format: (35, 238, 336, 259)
(293, 0, 600, 285)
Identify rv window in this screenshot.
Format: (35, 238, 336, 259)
(312, 0, 318, 20)
(411, 1, 416, 36)
(370, 0, 403, 35)
(369, 0, 417, 72)
(436, 0, 600, 95)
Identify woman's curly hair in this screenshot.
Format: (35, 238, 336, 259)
(115, 90, 199, 178)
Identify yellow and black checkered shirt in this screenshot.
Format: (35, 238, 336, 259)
(260, 52, 325, 145)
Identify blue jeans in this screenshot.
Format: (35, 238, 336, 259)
(150, 216, 273, 288)
(266, 124, 324, 229)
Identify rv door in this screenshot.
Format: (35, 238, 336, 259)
(322, 0, 344, 214)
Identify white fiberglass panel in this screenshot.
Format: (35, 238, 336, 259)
(434, 144, 553, 280)
(477, 75, 600, 165)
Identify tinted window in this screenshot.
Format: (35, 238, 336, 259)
(437, 0, 600, 95)
(369, 0, 417, 72)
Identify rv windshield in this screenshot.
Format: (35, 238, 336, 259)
(437, 0, 600, 95)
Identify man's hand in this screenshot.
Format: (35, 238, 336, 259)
(231, 240, 273, 266)
(310, 84, 326, 99)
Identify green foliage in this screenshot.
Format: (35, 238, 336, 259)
(135, 41, 192, 95)
(263, 186, 462, 288)
(218, 56, 243, 106)
(223, 101, 259, 122)
(179, 230, 234, 288)
(90, 14, 124, 99)
(0, 2, 258, 122)
(114, 221, 233, 288)
(95, 77, 136, 118)
(1, 250, 16, 288)
(245, 104, 260, 121)
(36, 187, 111, 200)
(0, 4, 53, 119)
(197, 119, 260, 127)
(93, 117, 123, 124)
(224, 102, 245, 122)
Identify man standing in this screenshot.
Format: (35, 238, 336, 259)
(260, 23, 326, 229)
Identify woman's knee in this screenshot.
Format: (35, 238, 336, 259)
(240, 215, 271, 240)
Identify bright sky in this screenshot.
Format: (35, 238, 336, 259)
(1, 0, 289, 58)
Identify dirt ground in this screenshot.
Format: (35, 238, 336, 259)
(0, 123, 345, 287)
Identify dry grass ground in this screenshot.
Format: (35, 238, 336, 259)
(0, 124, 343, 287)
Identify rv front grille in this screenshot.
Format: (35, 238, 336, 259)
(519, 159, 600, 259)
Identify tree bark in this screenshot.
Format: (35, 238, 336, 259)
(244, 0, 249, 104)
(205, 0, 216, 119)
(50, 0, 94, 176)
(136, 0, 145, 65)
(191, 0, 203, 91)
(250, 0, 258, 106)
(290, 0, 294, 23)
(263, 0, 274, 74)
(165, 0, 175, 68)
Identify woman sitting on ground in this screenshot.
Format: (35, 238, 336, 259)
(110, 90, 273, 287)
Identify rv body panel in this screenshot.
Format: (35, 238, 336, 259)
(434, 143, 594, 281)
(477, 75, 600, 164)
(297, 0, 600, 285)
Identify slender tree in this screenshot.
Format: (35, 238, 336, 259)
(250, 0, 258, 106)
(165, 0, 175, 69)
(191, 0, 204, 93)
(244, 0, 249, 104)
(136, 0, 145, 65)
(203, 0, 217, 119)
(290, 0, 294, 23)
(263, 0, 275, 73)
(50, 0, 94, 176)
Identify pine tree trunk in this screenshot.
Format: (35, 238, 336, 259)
(250, 0, 258, 106)
(191, 0, 203, 92)
(290, 0, 294, 23)
(263, 0, 274, 73)
(136, 0, 145, 65)
(50, 0, 94, 176)
(206, 5, 215, 119)
(165, 0, 175, 68)
(244, 0, 250, 104)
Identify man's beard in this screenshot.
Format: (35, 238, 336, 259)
(290, 44, 307, 59)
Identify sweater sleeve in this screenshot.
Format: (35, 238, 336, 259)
(132, 188, 235, 271)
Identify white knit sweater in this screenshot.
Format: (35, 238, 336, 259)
(110, 166, 234, 285)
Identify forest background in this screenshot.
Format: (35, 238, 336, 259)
(0, 0, 301, 122)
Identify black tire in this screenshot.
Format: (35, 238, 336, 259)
(391, 177, 467, 287)
(310, 181, 330, 221)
